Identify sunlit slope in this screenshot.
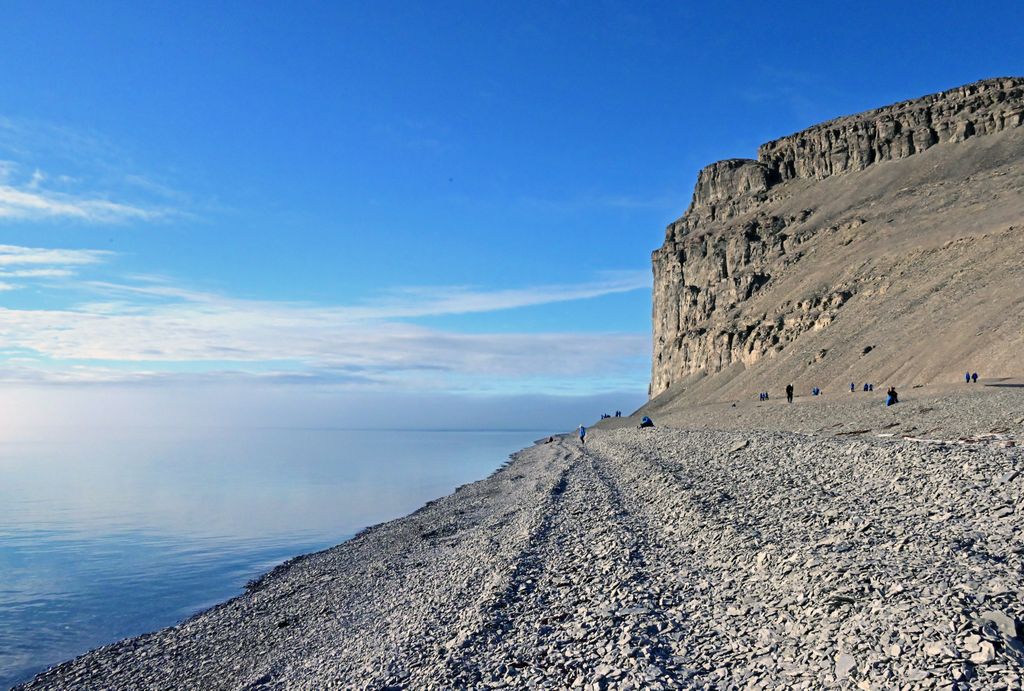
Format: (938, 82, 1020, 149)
(649, 119, 1024, 407)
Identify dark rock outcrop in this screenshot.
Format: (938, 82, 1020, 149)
(759, 78, 1024, 182)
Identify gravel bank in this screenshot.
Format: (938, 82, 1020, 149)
(18, 388, 1024, 690)
(619, 380, 1024, 441)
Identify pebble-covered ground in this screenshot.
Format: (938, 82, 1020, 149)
(18, 388, 1024, 690)
(623, 381, 1024, 441)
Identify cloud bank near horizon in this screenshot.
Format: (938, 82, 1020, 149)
(0, 244, 651, 396)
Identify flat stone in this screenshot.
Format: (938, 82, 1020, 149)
(970, 641, 996, 664)
(835, 652, 856, 679)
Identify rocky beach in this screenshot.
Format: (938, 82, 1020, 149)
(18, 382, 1024, 690)
(3, 3, 1024, 687)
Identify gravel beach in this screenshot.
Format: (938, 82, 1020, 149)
(17, 385, 1024, 690)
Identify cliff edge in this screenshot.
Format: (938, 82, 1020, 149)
(651, 77, 1024, 402)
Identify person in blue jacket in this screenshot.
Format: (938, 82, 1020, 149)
(578, 424, 586, 445)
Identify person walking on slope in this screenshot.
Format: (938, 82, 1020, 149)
(966, 371, 971, 384)
(785, 383, 794, 404)
(972, 372, 978, 383)
(578, 424, 586, 445)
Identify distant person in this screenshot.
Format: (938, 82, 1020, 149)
(966, 371, 971, 384)
(785, 384, 794, 403)
(578, 424, 586, 445)
(638, 416, 655, 429)
(863, 383, 869, 392)
(868, 383, 874, 392)
(972, 372, 978, 383)
(850, 382, 855, 393)
(545, 436, 554, 444)
(886, 387, 898, 406)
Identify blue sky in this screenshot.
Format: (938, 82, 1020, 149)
(0, 1, 1021, 427)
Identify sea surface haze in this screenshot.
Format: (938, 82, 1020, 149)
(0, 426, 547, 689)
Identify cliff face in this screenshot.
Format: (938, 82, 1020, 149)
(651, 77, 1024, 399)
(759, 79, 1024, 181)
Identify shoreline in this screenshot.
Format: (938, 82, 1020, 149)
(17, 384, 1024, 689)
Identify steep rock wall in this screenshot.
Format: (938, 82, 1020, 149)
(759, 78, 1024, 181)
(651, 77, 1024, 398)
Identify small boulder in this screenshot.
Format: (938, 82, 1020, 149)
(979, 610, 1018, 639)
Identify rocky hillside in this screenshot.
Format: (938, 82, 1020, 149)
(651, 77, 1024, 404)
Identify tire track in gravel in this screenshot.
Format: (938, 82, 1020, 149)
(350, 445, 581, 690)
(419, 442, 681, 689)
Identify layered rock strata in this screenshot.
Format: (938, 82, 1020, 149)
(651, 77, 1024, 398)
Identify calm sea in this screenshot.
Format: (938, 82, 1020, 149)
(0, 427, 547, 689)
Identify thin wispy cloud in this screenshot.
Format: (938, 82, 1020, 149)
(0, 268, 74, 278)
(351, 270, 651, 319)
(0, 118, 184, 224)
(0, 244, 111, 266)
(0, 244, 112, 291)
(79, 270, 651, 322)
(0, 183, 164, 222)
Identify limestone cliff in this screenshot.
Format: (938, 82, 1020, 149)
(651, 77, 1024, 400)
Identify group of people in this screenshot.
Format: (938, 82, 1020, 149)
(763, 381, 898, 406)
(577, 415, 654, 445)
(576, 371, 987, 446)
(581, 372, 978, 444)
(579, 371, 982, 445)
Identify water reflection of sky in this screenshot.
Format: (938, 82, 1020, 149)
(0, 428, 544, 689)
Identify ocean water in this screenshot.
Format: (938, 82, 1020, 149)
(0, 427, 546, 689)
